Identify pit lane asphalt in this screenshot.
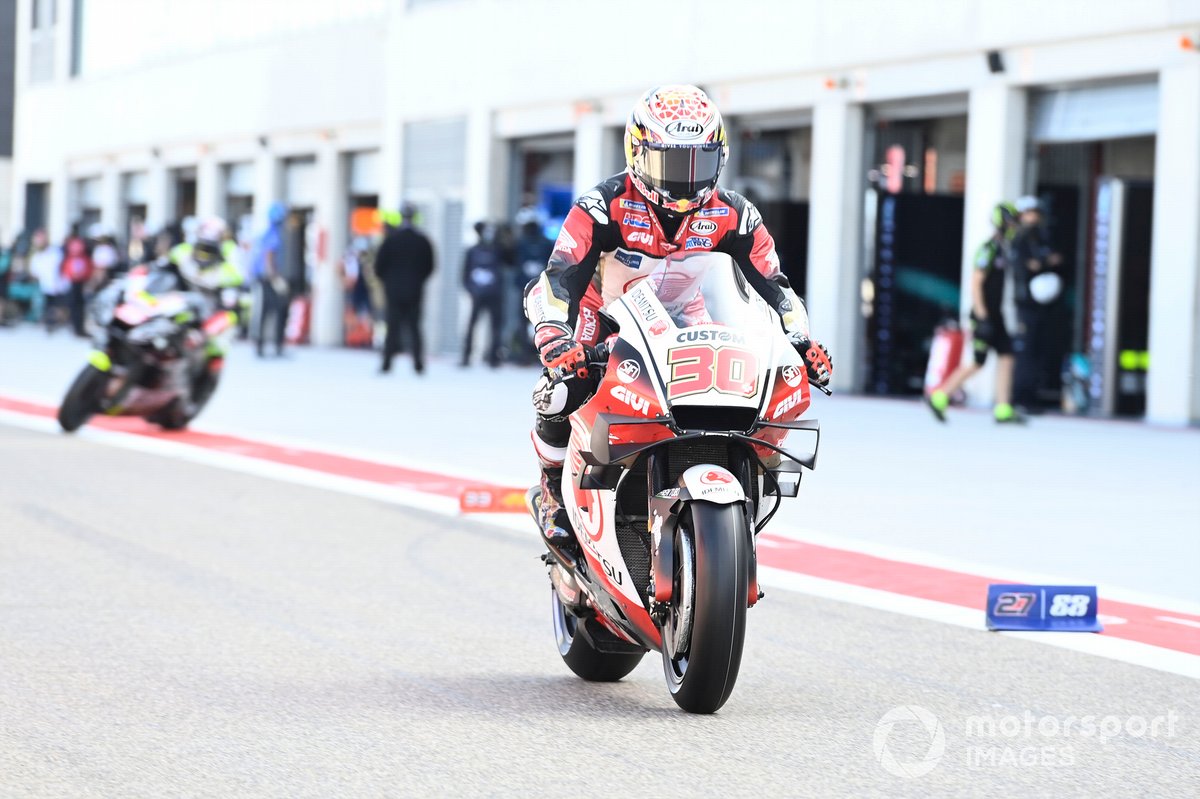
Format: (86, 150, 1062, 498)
(1, 423, 1196, 798)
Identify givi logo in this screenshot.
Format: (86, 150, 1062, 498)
(610, 386, 651, 416)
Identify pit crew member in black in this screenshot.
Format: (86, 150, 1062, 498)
(524, 84, 833, 553)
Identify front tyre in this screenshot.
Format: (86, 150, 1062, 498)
(662, 501, 749, 714)
(57, 365, 108, 432)
(155, 367, 220, 431)
(551, 588, 643, 682)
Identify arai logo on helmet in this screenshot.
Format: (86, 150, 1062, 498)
(664, 120, 705, 139)
(616, 359, 641, 384)
(690, 219, 718, 235)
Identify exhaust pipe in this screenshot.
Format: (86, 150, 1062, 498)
(549, 563, 583, 608)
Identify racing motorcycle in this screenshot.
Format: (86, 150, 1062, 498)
(529, 253, 824, 714)
(57, 264, 233, 432)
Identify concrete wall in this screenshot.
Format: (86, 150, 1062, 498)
(11, 0, 1200, 420)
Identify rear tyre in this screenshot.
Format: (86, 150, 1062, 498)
(662, 501, 749, 714)
(551, 588, 643, 682)
(57, 365, 108, 432)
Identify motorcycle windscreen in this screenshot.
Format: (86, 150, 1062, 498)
(636, 254, 779, 409)
(640, 253, 777, 334)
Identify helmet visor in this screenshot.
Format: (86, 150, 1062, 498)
(194, 242, 222, 265)
(641, 144, 723, 201)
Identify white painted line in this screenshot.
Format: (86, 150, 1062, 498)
(0, 408, 459, 517)
(4, 406, 1199, 679)
(1159, 616, 1200, 630)
(0, 387, 532, 487)
(6, 391, 1197, 615)
(757, 566, 1200, 680)
(763, 526, 1200, 617)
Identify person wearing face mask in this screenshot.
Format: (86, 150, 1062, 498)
(1010, 195, 1063, 414)
(460, 221, 509, 368)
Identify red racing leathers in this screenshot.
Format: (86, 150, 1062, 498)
(525, 173, 810, 346)
(525, 173, 818, 474)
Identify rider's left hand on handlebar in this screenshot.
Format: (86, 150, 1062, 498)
(789, 333, 833, 387)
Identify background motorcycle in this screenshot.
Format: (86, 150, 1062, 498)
(531, 254, 825, 714)
(57, 265, 231, 432)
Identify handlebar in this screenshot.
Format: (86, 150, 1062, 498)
(550, 337, 833, 396)
(590, 339, 611, 365)
(549, 340, 611, 385)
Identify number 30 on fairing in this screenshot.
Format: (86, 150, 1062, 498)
(667, 345, 758, 400)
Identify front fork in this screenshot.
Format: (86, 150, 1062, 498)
(645, 450, 760, 624)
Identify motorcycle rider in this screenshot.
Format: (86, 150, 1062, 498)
(525, 85, 833, 553)
(169, 217, 244, 315)
(163, 217, 244, 398)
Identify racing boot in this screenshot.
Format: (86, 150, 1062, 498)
(993, 403, 1027, 425)
(534, 467, 579, 565)
(926, 389, 949, 422)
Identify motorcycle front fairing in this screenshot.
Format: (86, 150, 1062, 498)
(93, 268, 205, 416)
(561, 254, 820, 650)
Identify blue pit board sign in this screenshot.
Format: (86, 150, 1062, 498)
(985, 584, 1103, 633)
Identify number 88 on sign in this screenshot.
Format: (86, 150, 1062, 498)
(985, 584, 1103, 632)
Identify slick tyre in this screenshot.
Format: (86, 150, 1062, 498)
(551, 588, 643, 682)
(57, 365, 108, 432)
(154, 399, 191, 431)
(155, 369, 219, 431)
(662, 501, 749, 714)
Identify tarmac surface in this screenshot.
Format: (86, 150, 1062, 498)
(2, 423, 1198, 797)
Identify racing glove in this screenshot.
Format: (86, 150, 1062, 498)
(789, 333, 833, 387)
(534, 322, 587, 378)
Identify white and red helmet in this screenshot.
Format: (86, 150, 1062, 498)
(624, 85, 729, 215)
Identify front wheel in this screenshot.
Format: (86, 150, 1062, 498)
(661, 501, 749, 714)
(155, 367, 220, 431)
(57, 365, 109, 432)
(551, 588, 643, 682)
